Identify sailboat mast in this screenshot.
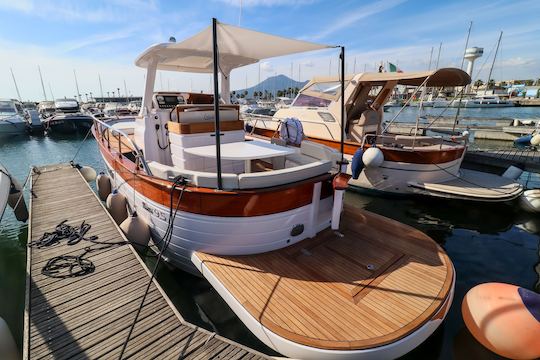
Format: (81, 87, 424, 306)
(427, 47, 434, 71)
(460, 21, 473, 70)
(98, 74, 104, 100)
(38, 66, 48, 101)
(124, 80, 129, 102)
(10, 68, 22, 101)
(48, 82, 55, 100)
(486, 31, 503, 91)
(435, 42, 442, 69)
(73, 69, 81, 102)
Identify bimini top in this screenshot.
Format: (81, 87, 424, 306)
(306, 68, 471, 88)
(135, 21, 332, 73)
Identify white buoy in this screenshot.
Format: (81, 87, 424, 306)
(7, 178, 28, 222)
(96, 172, 112, 201)
(120, 212, 151, 247)
(530, 134, 540, 146)
(80, 166, 97, 182)
(0, 317, 19, 360)
(502, 165, 523, 180)
(106, 190, 128, 224)
(462, 130, 470, 139)
(520, 189, 540, 213)
(362, 147, 384, 168)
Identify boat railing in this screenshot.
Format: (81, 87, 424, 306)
(243, 112, 336, 140)
(361, 133, 454, 151)
(92, 117, 153, 176)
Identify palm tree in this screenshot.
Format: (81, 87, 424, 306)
(474, 79, 484, 90)
(487, 79, 495, 89)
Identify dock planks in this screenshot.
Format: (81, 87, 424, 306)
(24, 164, 268, 360)
(465, 148, 540, 173)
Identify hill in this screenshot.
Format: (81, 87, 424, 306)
(233, 74, 307, 98)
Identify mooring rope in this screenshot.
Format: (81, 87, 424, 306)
(29, 220, 127, 278)
(118, 175, 188, 359)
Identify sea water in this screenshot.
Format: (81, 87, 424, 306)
(0, 126, 538, 359)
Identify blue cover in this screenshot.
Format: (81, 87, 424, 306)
(514, 134, 532, 144)
(351, 148, 364, 179)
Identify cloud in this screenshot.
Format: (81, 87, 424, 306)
(309, 0, 407, 40)
(59, 26, 141, 53)
(213, 0, 315, 7)
(260, 62, 274, 72)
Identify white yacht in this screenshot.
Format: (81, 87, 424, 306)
(0, 99, 27, 137)
(452, 94, 514, 108)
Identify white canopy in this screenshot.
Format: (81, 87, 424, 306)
(135, 21, 332, 74)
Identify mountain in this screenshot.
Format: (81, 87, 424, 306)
(233, 74, 307, 98)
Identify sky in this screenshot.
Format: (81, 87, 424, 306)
(0, 0, 538, 101)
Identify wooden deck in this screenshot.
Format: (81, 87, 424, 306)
(465, 148, 540, 173)
(195, 207, 454, 351)
(24, 164, 268, 360)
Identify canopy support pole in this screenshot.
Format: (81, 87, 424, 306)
(339, 46, 345, 169)
(212, 18, 223, 190)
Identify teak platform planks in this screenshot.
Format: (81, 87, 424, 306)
(195, 206, 454, 351)
(24, 164, 268, 360)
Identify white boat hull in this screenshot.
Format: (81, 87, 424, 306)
(104, 162, 333, 274)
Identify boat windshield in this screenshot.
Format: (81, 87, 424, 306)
(305, 81, 342, 96)
(0, 101, 16, 115)
(292, 94, 331, 107)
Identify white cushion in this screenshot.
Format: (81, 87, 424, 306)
(147, 161, 239, 189)
(285, 153, 318, 168)
(238, 160, 332, 189)
(300, 140, 341, 163)
(176, 109, 238, 123)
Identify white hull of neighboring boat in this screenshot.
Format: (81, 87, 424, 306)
(347, 157, 523, 201)
(0, 166, 10, 219)
(193, 253, 455, 360)
(520, 189, 540, 212)
(0, 121, 26, 137)
(348, 156, 462, 194)
(105, 161, 333, 273)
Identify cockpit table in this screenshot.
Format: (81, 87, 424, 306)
(183, 139, 295, 173)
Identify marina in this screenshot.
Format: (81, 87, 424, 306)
(1, 2, 540, 359)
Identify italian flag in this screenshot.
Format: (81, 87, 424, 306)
(388, 62, 403, 73)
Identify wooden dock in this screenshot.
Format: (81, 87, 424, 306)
(24, 164, 268, 360)
(464, 148, 540, 173)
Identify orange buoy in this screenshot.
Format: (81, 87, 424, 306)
(462, 282, 540, 359)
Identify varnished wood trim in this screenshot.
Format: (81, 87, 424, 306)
(252, 127, 465, 164)
(168, 120, 244, 134)
(93, 127, 333, 217)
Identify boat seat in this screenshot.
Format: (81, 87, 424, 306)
(238, 160, 332, 189)
(285, 153, 318, 168)
(300, 140, 341, 163)
(350, 110, 380, 143)
(147, 161, 239, 189)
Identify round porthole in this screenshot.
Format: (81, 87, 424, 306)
(291, 224, 304, 237)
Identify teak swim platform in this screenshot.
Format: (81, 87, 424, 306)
(24, 164, 268, 360)
(193, 206, 454, 358)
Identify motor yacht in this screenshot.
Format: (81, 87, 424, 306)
(43, 99, 94, 133)
(248, 70, 523, 202)
(452, 94, 514, 108)
(0, 99, 28, 137)
(92, 20, 456, 359)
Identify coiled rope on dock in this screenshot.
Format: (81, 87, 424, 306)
(29, 220, 127, 278)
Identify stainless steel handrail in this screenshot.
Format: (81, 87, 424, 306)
(92, 117, 153, 176)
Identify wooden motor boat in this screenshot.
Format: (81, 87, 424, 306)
(247, 70, 523, 202)
(92, 19, 456, 359)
